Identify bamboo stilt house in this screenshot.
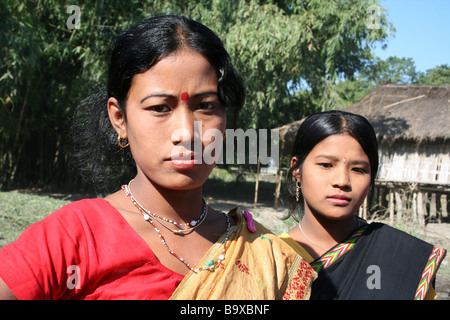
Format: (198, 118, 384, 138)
(276, 84, 450, 225)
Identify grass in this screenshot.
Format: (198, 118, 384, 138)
(0, 192, 70, 248)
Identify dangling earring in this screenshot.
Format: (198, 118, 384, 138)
(117, 135, 130, 148)
(223, 131, 227, 140)
(296, 181, 301, 202)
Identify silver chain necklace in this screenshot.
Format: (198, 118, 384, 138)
(298, 222, 328, 251)
(298, 218, 362, 252)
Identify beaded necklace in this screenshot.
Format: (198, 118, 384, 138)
(121, 183, 232, 273)
(126, 179, 207, 233)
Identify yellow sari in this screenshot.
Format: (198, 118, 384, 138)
(170, 209, 316, 300)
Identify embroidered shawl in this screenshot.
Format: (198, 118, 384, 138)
(282, 222, 446, 300)
(170, 209, 317, 300)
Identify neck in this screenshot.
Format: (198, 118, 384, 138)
(128, 175, 204, 223)
(300, 212, 359, 252)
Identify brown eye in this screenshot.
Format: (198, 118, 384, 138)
(196, 102, 216, 110)
(352, 167, 369, 174)
(148, 105, 170, 113)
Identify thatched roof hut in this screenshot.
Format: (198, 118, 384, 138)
(276, 84, 450, 156)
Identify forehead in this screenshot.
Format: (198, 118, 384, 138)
(309, 134, 368, 159)
(129, 50, 217, 93)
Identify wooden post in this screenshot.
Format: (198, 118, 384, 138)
(389, 189, 394, 225)
(379, 186, 387, 213)
(254, 156, 260, 207)
(430, 193, 437, 221)
(417, 191, 425, 226)
(395, 190, 403, 224)
(412, 191, 417, 223)
(440, 194, 448, 220)
(274, 170, 283, 209)
(362, 196, 368, 220)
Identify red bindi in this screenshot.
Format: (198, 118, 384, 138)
(180, 92, 189, 102)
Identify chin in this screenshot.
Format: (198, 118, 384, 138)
(315, 207, 357, 222)
(163, 173, 210, 191)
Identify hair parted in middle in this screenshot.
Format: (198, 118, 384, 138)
(107, 15, 245, 112)
(72, 15, 245, 193)
(286, 110, 379, 221)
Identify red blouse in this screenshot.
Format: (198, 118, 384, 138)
(0, 199, 184, 299)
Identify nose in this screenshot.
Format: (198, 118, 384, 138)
(170, 108, 195, 145)
(332, 166, 351, 189)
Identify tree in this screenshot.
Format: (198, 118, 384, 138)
(0, 0, 149, 189)
(0, 0, 393, 190)
(334, 56, 420, 106)
(365, 56, 419, 84)
(334, 58, 450, 107)
(418, 64, 450, 86)
(199, 0, 393, 129)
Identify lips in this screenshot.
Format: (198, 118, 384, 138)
(165, 152, 202, 169)
(327, 194, 351, 205)
(169, 159, 197, 169)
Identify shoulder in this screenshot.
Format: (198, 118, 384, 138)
(278, 232, 299, 251)
(7, 198, 118, 249)
(53, 198, 115, 215)
(279, 232, 315, 264)
(229, 208, 272, 237)
(231, 209, 317, 298)
(362, 222, 446, 300)
(0, 198, 112, 299)
(362, 222, 446, 276)
(365, 222, 429, 246)
(366, 221, 446, 258)
(234, 209, 309, 258)
(43, 198, 117, 225)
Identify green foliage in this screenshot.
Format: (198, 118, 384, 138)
(335, 57, 450, 106)
(0, 0, 145, 189)
(213, 0, 392, 127)
(334, 55, 419, 105)
(0, 0, 393, 190)
(367, 56, 420, 84)
(418, 64, 450, 86)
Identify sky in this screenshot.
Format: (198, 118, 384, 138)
(373, 0, 450, 72)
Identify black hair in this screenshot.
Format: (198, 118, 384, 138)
(286, 110, 379, 221)
(107, 15, 245, 111)
(71, 15, 245, 194)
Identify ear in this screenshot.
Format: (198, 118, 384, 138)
(107, 97, 127, 139)
(290, 156, 302, 182)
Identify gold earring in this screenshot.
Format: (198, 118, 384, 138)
(117, 135, 130, 148)
(223, 131, 227, 140)
(296, 181, 301, 202)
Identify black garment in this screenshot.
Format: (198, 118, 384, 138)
(311, 222, 446, 300)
